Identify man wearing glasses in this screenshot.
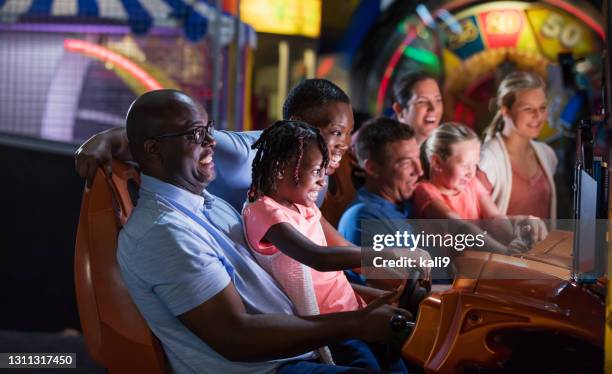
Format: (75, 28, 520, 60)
(117, 89, 411, 373)
(150, 120, 215, 144)
(75, 79, 353, 213)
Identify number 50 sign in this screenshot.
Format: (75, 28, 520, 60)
(540, 13, 582, 49)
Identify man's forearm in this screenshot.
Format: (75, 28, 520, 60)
(179, 283, 402, 363)
(221, 311, 363, 362)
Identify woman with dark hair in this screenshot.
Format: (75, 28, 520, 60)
(392, 72, 444, 145)
(348, 73, 443, 192)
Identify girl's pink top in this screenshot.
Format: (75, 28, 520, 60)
(413, 178, 489, 219)
(243, 196, 363, 314)
(478, 162, 551, 219)
(505, 161, 551, 219)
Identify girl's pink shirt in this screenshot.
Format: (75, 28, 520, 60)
(413, 178, 488, 219)
(243, 196, 363, 314)
(506, 161, 551, 219)
(478, 162, 551, 219)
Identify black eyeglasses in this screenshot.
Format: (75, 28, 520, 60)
(151, 120, 215, 144)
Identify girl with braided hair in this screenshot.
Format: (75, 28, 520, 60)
(242, 120, 409, 371)
(246, 120, 330, 205)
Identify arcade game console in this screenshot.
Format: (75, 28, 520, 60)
(400, 122, 606, 373)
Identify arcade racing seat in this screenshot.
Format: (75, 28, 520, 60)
(74, 160, 168, 374)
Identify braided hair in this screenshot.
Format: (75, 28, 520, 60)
(248, 120, 329, 203)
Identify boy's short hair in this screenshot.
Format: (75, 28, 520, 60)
(282, 79, 350, 119)
(356, 117, 416, 166)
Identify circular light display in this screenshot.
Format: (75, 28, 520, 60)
(353, 0, 604, 139)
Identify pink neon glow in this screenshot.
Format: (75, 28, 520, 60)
(376, 26, 417, 113)
(64, 39, 163, 91)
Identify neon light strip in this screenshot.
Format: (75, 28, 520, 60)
(0, 23, 181, 35)
(404, 46, 440, 68)
(376, 25, 417, 113)
(64, 39, 163, 91)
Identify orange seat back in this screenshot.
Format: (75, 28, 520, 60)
(74, 160, 168, 374)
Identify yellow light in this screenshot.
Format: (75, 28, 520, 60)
(240, 0, 321, 38)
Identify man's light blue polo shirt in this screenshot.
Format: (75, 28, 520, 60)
(117, 175, 315, 374)
(338, 187, 414, 246)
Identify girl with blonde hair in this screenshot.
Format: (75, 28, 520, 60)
(479, 71, 557, 219)
(414, 122, 547, 253)
(415, 122, 492, 220)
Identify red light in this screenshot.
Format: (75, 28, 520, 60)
(64, 39, 163, 91)
(316, 57, 335, 78)
(376, 26, 417, 113)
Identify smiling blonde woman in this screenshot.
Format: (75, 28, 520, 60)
(478, 71, 557, 220)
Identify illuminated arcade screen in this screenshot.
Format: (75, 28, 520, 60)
(240, 0, 321, 38)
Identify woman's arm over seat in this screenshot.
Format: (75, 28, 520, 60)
(75, 127, 263, 209)
(75, 127, 132, 188)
